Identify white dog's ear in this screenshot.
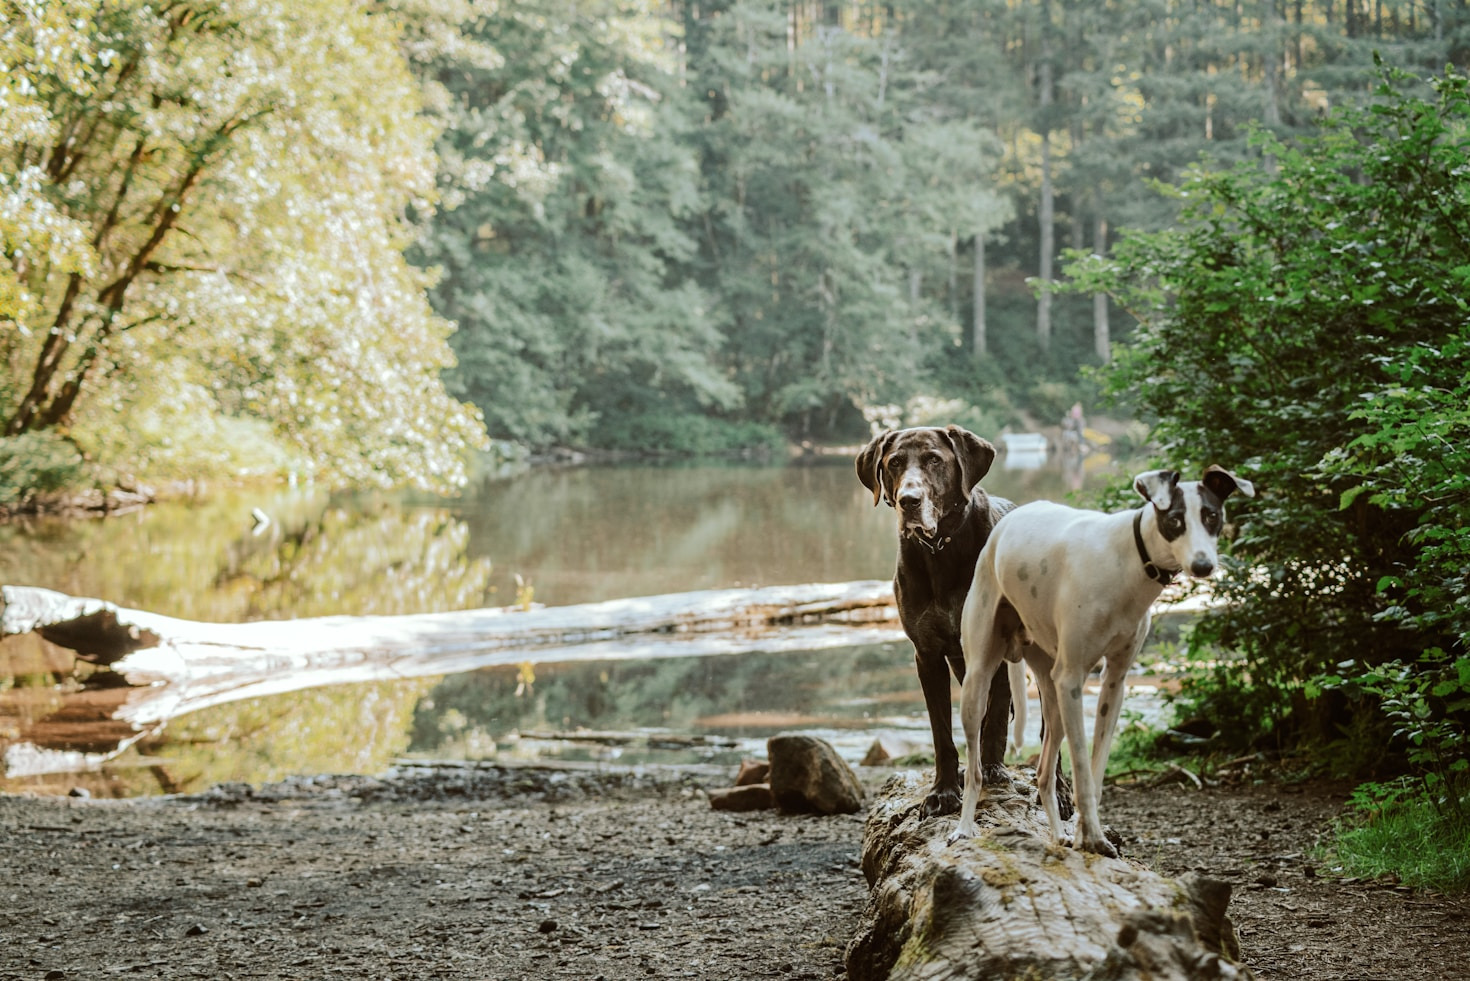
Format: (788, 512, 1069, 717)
(1202, 465, 1255, 500)
(855, 429, 897, 506)
(1134, 469, 1179, 510)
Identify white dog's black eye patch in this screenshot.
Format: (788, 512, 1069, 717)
(1158, 487, 1188, 541)
(1197, 485, 1226, 534)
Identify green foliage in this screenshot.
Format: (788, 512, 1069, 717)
(687, 0, 1012, 436)
(0, 433, 84, 508)
(13, 1, 1470, 482)
(1323, 794, 1470, 892)
(1312, 652, 1470, 817)
(1, 0, 486, 492)
(590, 412, 786, 457)
(407, 0, 732, 447)
(1066, 61, 1470, 803)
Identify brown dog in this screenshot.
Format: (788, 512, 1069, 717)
(856, 425, 1015, 818)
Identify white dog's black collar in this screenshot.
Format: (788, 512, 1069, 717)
(1133, 509, 1178, 585)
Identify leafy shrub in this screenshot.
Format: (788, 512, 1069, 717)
(1062, 59, 1470, 786)
(591, 412, 787, 457)
(861, 393, 1018, 441)
(0, 432, 86, 508)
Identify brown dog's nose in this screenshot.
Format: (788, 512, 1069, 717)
(897, 488, 923, 511)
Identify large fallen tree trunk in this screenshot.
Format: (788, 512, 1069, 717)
(1, 581, 899, 730)
(846, 771, 1253, 981)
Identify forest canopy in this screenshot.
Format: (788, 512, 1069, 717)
(4, 0, 1470, 499)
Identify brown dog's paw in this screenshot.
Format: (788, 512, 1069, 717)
(921, 787, 962, 819)
(1055, 774, 1076, 821)
(981, 763, 1014, 789)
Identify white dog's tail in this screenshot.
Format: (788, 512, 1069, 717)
(1007, 659, 1028, 760)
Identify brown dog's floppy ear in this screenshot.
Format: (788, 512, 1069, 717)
(1202, 465, 1255, 501)
(1134, 469, 1180, 510)
(855, 430, 896, 506)
(944, 425, 996, 499)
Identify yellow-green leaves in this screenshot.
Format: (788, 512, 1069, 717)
(1, 0, 486, 495)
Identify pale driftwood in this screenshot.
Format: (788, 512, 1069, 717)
(845, 771, 1253, 981)
(0, 580, 899, 739)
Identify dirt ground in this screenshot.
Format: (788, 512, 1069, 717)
(1, 762, 1465, 981)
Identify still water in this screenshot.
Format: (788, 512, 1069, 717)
(0, 452, 1127, 796)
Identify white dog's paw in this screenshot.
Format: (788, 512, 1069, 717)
(946, 820, 980, 845)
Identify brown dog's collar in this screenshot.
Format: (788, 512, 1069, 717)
(913, 500, 971, 554)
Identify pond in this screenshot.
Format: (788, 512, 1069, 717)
(0, 450, 1142, 797)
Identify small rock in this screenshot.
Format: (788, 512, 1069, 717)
(246, 878, 264, 888)
(45, 972, 65, 981)
(735, 759, 771, 786)
(538, 919, 557, 934)
(766, 734, 864, 815)
(708, 784, 775, 812)
(67, 787, 90, 799)
(185, 924, 208, 937)
(860, 736, 916, 766)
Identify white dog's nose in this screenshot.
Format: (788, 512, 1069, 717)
(1190, 555, 1215, 577)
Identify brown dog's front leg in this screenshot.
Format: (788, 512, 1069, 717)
(979, 667, 1012, 787)
(916, 650, 962, 818)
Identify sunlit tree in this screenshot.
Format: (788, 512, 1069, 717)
(0, 0, 486, 492)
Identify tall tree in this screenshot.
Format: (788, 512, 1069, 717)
(407, 0, 737, 448)
(682, 0, 1010, 434)
(1, 0, 485, 488)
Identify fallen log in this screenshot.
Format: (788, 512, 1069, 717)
(845, 771, 1252, 981)
(1, 581, 900, 773)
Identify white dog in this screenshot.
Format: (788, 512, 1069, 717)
(947, 467, 1254, 856)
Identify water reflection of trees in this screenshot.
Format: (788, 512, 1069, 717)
(1, 494, 491, 795)
(457, 463, 897, 606)
(0, 488, 493, 621)
(409, 643, 921, 758)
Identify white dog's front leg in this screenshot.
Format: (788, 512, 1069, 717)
(1090, 646, 1138, 797)
(1054, 658, 1116, 857)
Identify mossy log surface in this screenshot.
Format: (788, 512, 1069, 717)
(846, 771, 1254, 981)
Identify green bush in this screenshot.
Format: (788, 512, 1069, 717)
(590, 412, 787, 457)
(1063, 60, 1470, 816)
(0, 432, 86, 508)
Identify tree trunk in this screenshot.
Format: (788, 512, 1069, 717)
(1036, 9, 1055, 352)
(845, 771, 1254, 980)
(1094, 212, 1111, 363)
(972, 231, 987, 358)
(1264, 0, 1282, 128)
(0, 581, 900, 735)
